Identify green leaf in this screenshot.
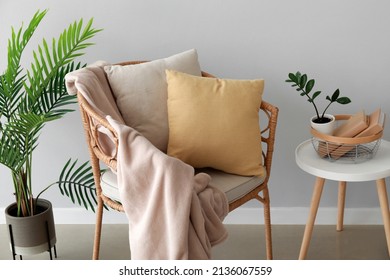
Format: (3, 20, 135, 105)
(331, 88, 340, 102)
(299, 74, 307, 88)
(312, 91, 321, 100)
(288, 73, 297, 83)
(42, 38, 53, 70)
(336, 97, 352, 104)
(305, 79, 315, 94)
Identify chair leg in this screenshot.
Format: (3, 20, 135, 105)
(262, 187, 273, 260)
(92, 196, 104, 260)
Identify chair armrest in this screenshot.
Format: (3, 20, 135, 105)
(77, 92, 118, 171)
(260, 100, 279, 180)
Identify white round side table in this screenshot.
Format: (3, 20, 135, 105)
(295, 139, 390, 260)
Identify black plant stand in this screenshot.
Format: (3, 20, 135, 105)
(8, 221, 58, 260)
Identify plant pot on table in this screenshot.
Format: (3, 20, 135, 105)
(310, 114, 335, 135)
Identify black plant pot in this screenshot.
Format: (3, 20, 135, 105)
(5, 199, 57, 260)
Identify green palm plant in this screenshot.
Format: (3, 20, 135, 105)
(0, 10, 102, 217)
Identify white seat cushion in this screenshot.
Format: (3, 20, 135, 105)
(196, 168, 266, 203)
(100, 170, 122, 202)
(100, 167, 266, 203)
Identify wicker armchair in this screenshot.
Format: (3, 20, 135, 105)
(76, 61, 279, 260)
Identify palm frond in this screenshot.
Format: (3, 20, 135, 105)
(56, 159, 106, 212)
(0, 112, 45, 172)
(23, 18, 102, 111)
(0, 130, 25, 172)
(1, 10, 47, 120)
(31, 62, 84, 118)
(3, 113, 47, 163)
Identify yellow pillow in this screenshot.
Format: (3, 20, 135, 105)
(166, 70, 265, 176)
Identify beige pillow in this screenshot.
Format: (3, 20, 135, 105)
(166, 70, 265, 177)
(104, 49, 202, 152)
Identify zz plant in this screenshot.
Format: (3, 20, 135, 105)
(286, 71, 351, 123)
(0, 10, 102, 217)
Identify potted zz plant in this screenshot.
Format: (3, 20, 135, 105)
(285, 71, 351, 135)
(0, 10, 101, 259)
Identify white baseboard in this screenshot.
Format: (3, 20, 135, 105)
(0, 207, 384, 225)
(223, 207, 384, 225)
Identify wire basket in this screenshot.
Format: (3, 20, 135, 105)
(311, 115, 383, 163)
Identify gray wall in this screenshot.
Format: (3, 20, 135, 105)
(1, 0, 389, 222)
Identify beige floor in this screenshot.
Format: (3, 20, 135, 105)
(0, 224, 388, 260)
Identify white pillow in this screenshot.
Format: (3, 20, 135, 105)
(104, 49, 202, 152)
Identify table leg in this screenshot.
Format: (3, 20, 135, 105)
(376, 178, 390, 257)
(299, 177, 325, 260)
(337, 181, 347, 232)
